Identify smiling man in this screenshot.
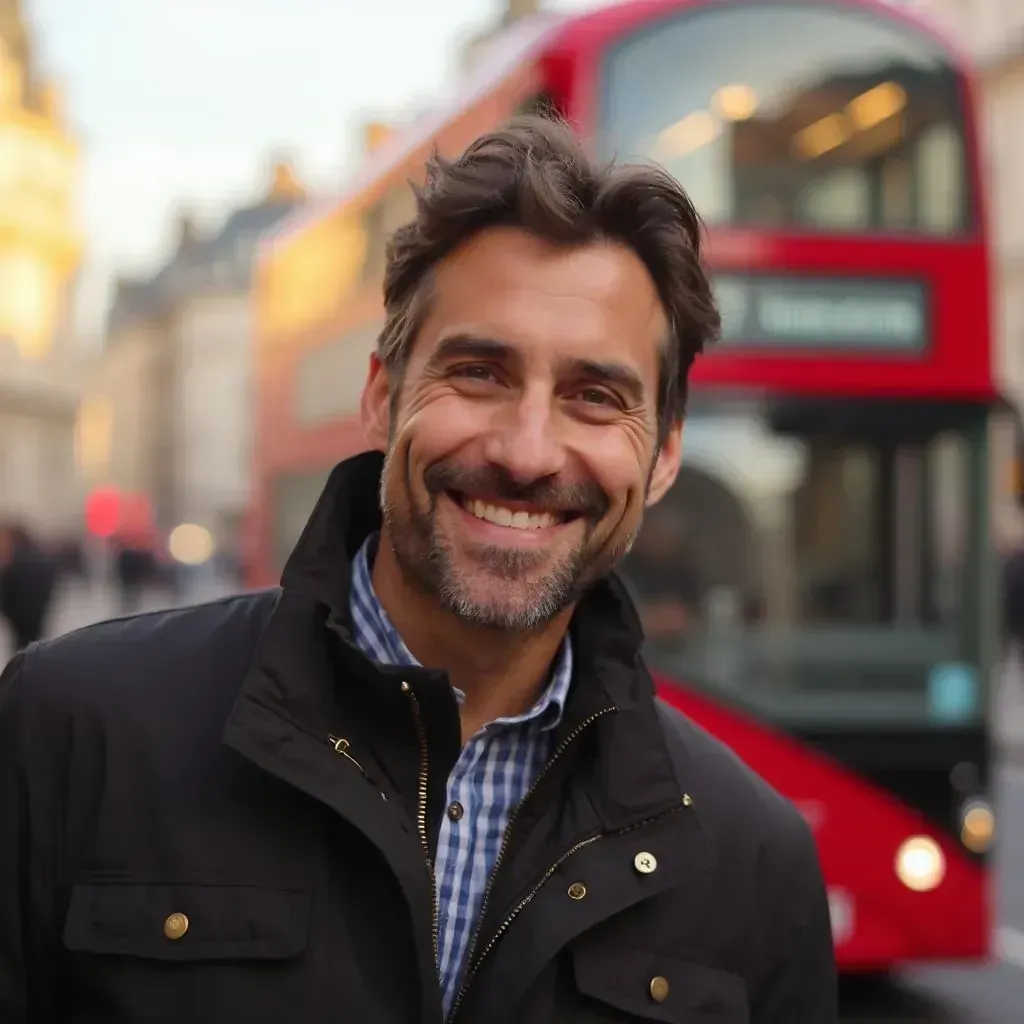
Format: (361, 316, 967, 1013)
(0, 114, 837, 1023)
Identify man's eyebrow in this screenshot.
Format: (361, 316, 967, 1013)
(427, 335, 517, 366)
(562, 357, 645, 401)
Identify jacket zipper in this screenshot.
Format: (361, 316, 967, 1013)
(402, 681, 441, 973)
(449, 796, 689, 1022)
(447, 706, 616, 1021)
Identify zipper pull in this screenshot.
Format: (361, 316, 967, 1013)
(327, 734, 369, 777)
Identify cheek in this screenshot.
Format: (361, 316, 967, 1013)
(395, 395, 489, 467)
(585, 433, 653, 519)
(386, 397, 490, 509)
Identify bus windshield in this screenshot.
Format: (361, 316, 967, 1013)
(600, 2, 971, 236)
(620, 397, 988, 727)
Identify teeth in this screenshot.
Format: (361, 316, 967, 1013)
(466, 498, 558, 530)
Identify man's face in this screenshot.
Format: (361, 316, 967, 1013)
(362, 226, 683, 631)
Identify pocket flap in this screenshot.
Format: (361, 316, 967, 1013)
(63, 883, 310, 962)
(573, 944, 748, 1021)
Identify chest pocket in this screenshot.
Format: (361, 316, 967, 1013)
(62, 883, 311, 1023)
(573, 945, 749, 1023)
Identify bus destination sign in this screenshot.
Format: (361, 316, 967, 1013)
(713, 275, 928, 354)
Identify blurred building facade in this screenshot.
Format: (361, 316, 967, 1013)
(926, 0, 1024, 404)
(0, 0, 82, 533)
(82, 161, 306, 549)
(918, 0, 1024, 545)
(460, 0, 543, 72)
(173, 161, 306, 548)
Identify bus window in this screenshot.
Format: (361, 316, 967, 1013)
(600, 3, 971, 236)
(618, 396, 987, 727)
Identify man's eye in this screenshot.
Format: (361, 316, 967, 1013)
(453, 364, 498, 382)
(576, 388, 616, 407)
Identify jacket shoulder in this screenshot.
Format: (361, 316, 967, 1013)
(654, 697, 818, 872)
(653, 699, 837, 1014)
(2, 590, 280, 731)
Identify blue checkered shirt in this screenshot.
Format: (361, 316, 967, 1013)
(349, 534, 573, 1015)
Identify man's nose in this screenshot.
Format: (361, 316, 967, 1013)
(483, 390, 567, 484)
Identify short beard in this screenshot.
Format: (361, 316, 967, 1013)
(378, 448, 629, 633)
(429, 536, 588, 632)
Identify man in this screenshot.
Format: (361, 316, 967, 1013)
(0, 114, 837, 1022)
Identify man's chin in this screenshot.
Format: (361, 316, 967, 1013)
(470, 552, 554, 583)
(438, 575, 575, 632)
(445, 597, 559, 632)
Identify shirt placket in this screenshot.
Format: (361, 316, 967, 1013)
(437, 735, 487, 1010)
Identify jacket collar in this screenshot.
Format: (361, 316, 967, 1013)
(279, 450, 386, 617)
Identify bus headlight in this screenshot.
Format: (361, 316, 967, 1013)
(895, 835, 946, 892)
(960, 800, 995, 853)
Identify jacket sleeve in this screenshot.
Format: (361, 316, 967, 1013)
(752, 813, 839, 1023)
(0, 651, 61, 1023)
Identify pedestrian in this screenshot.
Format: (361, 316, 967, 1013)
(0, 520, 58, 654)
(0, 113, 837, 1023)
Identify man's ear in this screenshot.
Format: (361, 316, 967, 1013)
(360, 353, 391, 452)
(646, 420, 683, 507)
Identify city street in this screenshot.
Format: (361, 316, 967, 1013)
(4, 582, 1024, 1018)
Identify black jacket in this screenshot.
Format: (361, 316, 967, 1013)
(0, 452, 837, 1023)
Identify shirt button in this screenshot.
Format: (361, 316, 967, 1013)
(447, 801, 465, 822)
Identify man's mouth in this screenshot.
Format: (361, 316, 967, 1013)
(450, 491, 578, 531)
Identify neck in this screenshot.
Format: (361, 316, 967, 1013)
(370, 536, 571, 740)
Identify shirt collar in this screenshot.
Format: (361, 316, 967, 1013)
(348, 533, 571, 731)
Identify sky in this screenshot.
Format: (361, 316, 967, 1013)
(27, 0, 599, 346)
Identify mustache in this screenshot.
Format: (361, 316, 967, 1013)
(423, 460, 609, 519)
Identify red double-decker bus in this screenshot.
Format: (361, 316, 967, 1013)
(250, 0, 1002, 972)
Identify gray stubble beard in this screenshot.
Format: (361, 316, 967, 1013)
(378, 447, 642, 632)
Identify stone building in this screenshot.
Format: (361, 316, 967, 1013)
(82, 160, 306, 548)
(0, 0, 83, 533)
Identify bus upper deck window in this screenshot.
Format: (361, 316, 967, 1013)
(600, 3, 972, 237)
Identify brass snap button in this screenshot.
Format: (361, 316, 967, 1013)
(447, 801, 465, 822)
(634, 851, 658, 875)
(567, 882, 587, 900)
(650, 975, 670, 1002)
(164, 912, 189, 940)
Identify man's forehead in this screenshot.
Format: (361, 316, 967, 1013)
(423, 228, 668, 364)
(435, 227, 660, 303)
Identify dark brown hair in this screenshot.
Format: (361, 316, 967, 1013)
(378, 111, 720, 432)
